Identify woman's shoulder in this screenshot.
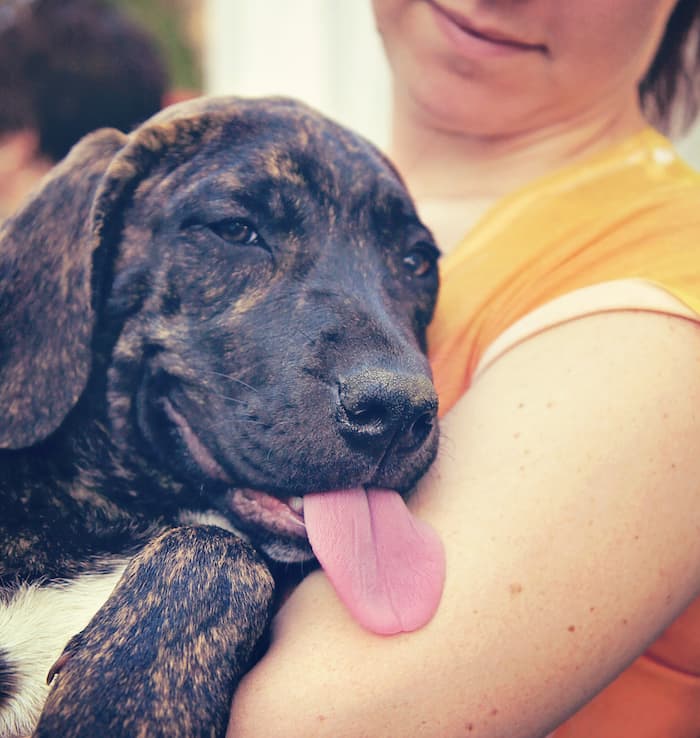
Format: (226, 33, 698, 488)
(475, 279, 699, 379)
(465, 126, 700, 242)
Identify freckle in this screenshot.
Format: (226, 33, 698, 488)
(472, 609, 479, 615)
(589, 606, 596, 613)
(546, 401, 555, 408)
(466, 723, 474, 732)
(513, 432, 520, 439)
(510, 583, 523, 596)
(518, 402, 525, 409)
(568, 625, 576, 632)
(622, 619, 628, 625)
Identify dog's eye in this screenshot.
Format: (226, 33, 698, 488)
(210, 219, 262, 246)
(403, 242, 439, 278)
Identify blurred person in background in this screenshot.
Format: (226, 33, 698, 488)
(0, 0, 169, 218)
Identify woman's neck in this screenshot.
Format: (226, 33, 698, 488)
(388, 95, 650, 253)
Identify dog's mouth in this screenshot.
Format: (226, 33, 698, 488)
(160, 397, 445, 635)
(160, 398, 308, 541)
(225, 488, 306, 540)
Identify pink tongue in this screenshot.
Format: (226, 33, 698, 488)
(303, 487, 445, 635)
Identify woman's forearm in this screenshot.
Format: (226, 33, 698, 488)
(229, 308, 700, 738)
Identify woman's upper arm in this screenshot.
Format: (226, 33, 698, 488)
(228, 304, 700, 738)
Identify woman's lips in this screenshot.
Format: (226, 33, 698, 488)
(429, 2, 547, 57)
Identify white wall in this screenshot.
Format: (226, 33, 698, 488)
(678, 126, 700, 167)
(204, 1, 699, 167)
(203, 0, 391, 149)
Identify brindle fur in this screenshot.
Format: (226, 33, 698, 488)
(0, 97, 440, 737)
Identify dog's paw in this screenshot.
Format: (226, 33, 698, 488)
(33, 526, 274, 738)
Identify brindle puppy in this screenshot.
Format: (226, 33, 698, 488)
(0, 97, 441, 738)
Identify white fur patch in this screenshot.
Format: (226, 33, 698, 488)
(0, 563, 126, 738)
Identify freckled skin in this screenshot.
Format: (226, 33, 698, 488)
(0, 97, 440, 736)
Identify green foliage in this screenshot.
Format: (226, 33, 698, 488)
(106, 0, 202, 91)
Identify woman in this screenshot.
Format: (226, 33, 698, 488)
(229, 2, 700, 736)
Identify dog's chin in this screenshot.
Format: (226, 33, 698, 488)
(157, 397, 315, 563)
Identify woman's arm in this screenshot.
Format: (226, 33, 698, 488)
(228, 301, 700, 738)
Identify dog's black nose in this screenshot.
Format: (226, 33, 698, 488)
(337, 369, 437, 453)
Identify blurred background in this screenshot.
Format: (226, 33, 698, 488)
(203, 1, 391, 149)
(0, 0, 698, 186)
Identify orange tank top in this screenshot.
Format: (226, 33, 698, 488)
(427, 127, 700, 737)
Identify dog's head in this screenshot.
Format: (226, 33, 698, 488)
(0, 97, 440, 564)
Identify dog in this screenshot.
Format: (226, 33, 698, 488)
(0, 96, 443, 738)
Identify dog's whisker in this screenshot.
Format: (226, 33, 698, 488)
(207, 415, 297, 433)
(200, 369, 259, 394)
(215, 393, 249, 406)
(197, 383, 252, 407)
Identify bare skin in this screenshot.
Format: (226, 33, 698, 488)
(0, 131, 52, 220)
(227, 2, 700, 736)
(229, 295, 700, 738)
(382, 0, 673, 252)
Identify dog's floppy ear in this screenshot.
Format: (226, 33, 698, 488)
(0, 128, 127, 449)
(0, 98, 231, 450)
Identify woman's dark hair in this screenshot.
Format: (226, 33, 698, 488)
(640, 0, 700, 135)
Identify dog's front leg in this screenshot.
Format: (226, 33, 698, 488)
(33, 526, 274, 738)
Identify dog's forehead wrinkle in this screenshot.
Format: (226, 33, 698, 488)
(336, 188, 420, 251)
(252, 150, 342, 219)
(262, 148, 306, 186)
(225, 114, 383, 204)
(232, 185, 309, 234)
(152, 161, 239, 213)
(118, 171, 224, 236)
(112, 110, 398, 244)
